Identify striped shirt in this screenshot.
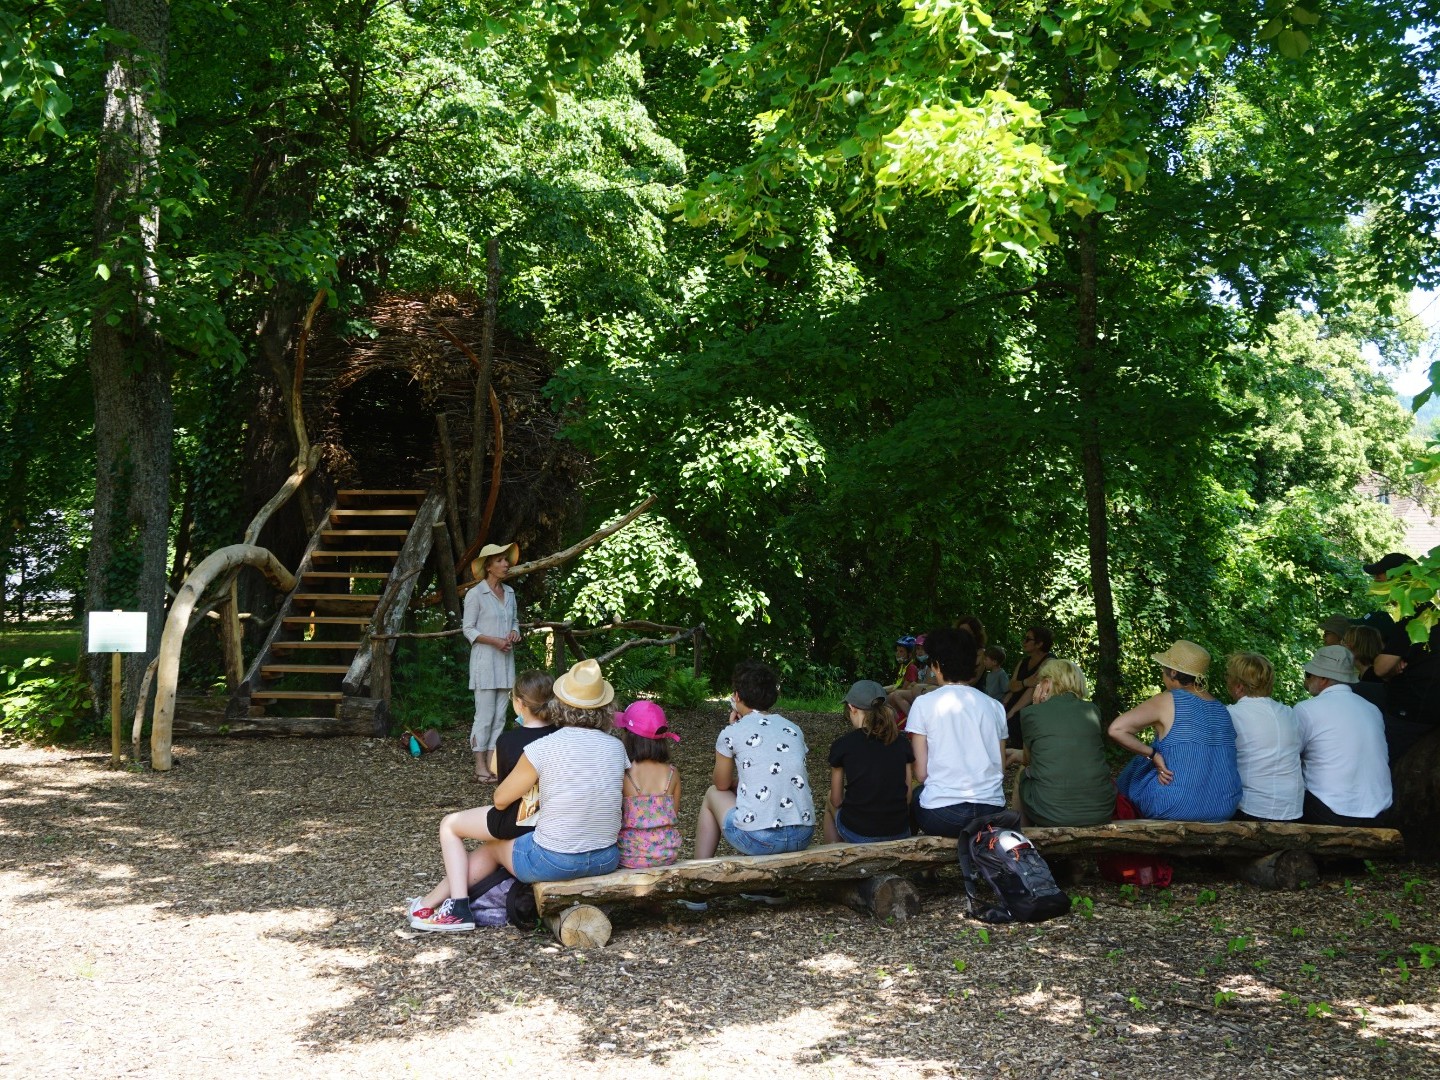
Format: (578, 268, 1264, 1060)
(522, 727, 628, 853)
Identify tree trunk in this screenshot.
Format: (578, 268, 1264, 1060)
(86, 0, 173, 721)
(466, 237, 500, 540)
(0, 344, 35, 626)
(1074, 218, 1121, 721)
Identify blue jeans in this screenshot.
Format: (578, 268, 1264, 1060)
(912, 787, 1005, 839)
(510, 833, 619, 883)
(834, 809, 911, 844)
(722, 808, 813, 855)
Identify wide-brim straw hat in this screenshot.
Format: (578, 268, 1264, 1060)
(1304, 645, 1358, 684)
(471, 542, 519, 578)
(1151, 639, 1210, 679)
(554, 658, 615, 709)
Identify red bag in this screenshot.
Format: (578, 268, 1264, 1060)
(1096, 793, 1173, 888)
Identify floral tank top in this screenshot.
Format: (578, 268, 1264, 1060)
(617, 766, 681, 869)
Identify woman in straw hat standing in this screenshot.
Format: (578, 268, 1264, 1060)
(412, 658, 628, 932)
(1107, 639, 1242, 822)
(463, 542, 522, 782)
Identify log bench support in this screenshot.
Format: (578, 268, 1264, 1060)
(531, 821, 1403, 945)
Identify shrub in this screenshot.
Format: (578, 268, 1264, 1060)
(0, 657, 93, 742)
(654, 667, 712, 708)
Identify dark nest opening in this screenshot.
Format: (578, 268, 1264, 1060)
(331, 368, 432, 488)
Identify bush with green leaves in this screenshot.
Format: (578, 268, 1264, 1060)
(653, 667, 712, 709)
(0, 657, 94, 742)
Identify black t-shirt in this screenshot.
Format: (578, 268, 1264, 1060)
(828, 727, 914, 838)
(1368, 608, 1439, 726)
(488, 724, 556, 834)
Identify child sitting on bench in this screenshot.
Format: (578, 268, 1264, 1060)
(694, 660, 815, 860)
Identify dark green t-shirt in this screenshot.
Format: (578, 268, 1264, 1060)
(1018, 693, 1114, 827)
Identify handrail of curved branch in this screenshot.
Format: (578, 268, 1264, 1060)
(150, 545, 297, 772)
(243, 288, 325, 547)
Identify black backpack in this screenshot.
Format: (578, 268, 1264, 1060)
(958, 811, 1071, 924)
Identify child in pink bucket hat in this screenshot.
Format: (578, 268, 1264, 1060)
(613, 701, 682, 868)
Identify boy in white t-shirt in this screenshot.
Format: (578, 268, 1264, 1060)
(906, 627, 1008, 838)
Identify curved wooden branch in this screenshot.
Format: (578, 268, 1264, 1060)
(130, 657, 158, 762)
(151, 545, 297, 772)
(475, 383, 504, 553)
(243, 446, 321, 546)
(292, 287, 327, 465)
(595, 626, 700, 665)
(457, 495, 658, 593)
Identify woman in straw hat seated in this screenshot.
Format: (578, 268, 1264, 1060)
(411, 659, 629, 932)
(463, 542, 522, 782)
(1107, 640, 1242, 822)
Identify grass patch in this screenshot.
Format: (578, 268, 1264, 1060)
(778, 692, 843, 715)
(0, 624, 83, 670)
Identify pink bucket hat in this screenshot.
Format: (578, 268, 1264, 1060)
(613, 700, 679, 742)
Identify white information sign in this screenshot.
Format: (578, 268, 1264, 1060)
(88, 610, 149, 654)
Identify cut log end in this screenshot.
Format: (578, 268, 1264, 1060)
(841, 873, 921, 922)
(545, 904, 611, 948)
(1231, 849, 1319, 891)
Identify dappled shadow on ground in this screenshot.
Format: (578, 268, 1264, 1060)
(1, 714, 1437, 1077)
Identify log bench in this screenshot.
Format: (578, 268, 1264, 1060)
(532, 820, 1403, 946)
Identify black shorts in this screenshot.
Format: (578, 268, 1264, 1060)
(486, 805, 535, 841)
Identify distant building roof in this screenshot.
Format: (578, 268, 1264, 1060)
(1358, 474, 1440, 555)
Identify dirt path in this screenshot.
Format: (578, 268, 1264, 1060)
(1, 704, 1436, 1078)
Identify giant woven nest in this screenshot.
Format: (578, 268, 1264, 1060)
(299, 290, 589, 560)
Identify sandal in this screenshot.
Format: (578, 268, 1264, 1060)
(473, 771, 498, 784)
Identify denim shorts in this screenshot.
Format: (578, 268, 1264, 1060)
(510, 833, 619, 883)
(722, 808, 813, 856)
(834, 808, 911, 844)
(912, 789, 1006, 839)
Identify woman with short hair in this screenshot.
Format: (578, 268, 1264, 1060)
(1224, 652, 1302, 822)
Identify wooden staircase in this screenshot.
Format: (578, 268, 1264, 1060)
(227, 488, 437, 733)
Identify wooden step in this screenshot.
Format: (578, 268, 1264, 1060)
(311, 549, 402, 558)
(301, 571, 391, 579)
(329, 509, 418, 519)
(251, 690, 344, 702)
(289, 593, 380, 603)
(321, 529, 410, 540)
(260, 664, 352, 675)
(269, 640, 363, 650)
(336, 489, 426, 502)
(282, 616, 373, 625)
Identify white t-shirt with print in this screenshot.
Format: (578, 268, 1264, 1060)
(716, 711, 814, 831)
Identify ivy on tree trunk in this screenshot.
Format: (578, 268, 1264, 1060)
(85, 0, 172, 720)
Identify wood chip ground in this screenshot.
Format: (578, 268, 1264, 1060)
(2, 703, 1436, 1078)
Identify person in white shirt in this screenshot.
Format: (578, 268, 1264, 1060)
(1293, 646, 1392, 826)
(1224, 652, 1302, 821)
(906, 626, 1008, 837)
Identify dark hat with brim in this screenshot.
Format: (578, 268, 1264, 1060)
(1363, 552, 1411, 577)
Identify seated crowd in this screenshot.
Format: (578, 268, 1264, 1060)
(409, 562, 1427, 930)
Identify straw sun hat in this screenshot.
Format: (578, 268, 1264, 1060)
(1150, 639, 1211, 679)
(553, 658, 615, 709)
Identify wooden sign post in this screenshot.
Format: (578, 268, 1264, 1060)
(87, 610, 148, 768)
